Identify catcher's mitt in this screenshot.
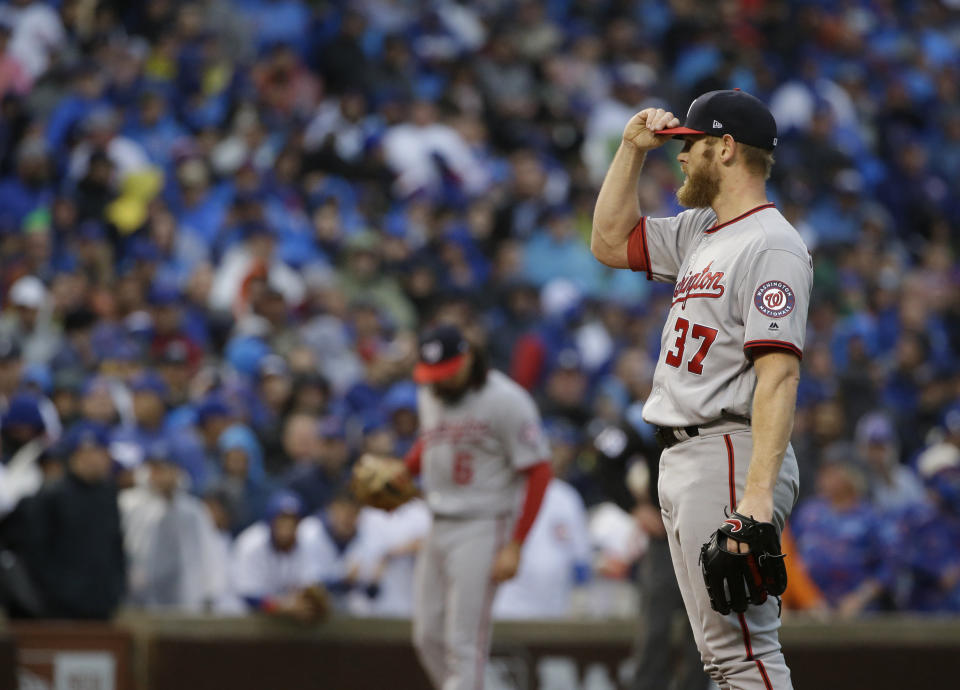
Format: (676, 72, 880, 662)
(350, 454, 418, 511)
(699, 511, 787, 615)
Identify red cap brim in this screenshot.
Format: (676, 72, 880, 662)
(657, 126, 705, 136)
(413, 353, 466, 384)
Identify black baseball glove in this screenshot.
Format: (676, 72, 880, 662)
(699, 511, 787, 615)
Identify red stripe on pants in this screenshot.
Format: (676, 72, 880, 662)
(725, 434, 773, 690)
(724, 434, 737, 507)
(474, 516, 506, 690)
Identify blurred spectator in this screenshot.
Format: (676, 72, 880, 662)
(0, 274, 60, 363)
(284, 415, 351, 515)
(110, 371, 170, 484)
(493, 477, 591, 620)
(779, 526, 828, 616)
(231, 491, 327, 623)
(209, 221, 305, 314)
(210, 423, 274, 534)
(0, 392, 50, 516)
(792, 459, 898, 617)
(855, 412, 926, 513)
(360, 499, 431, 618)
(305, 492, 382, 614)
(21, 421, 125, 619)
(0, 0, 65, 81)
(538, 348, 591, 429)
(120, 441, 225, 612)
(897, 450, 960, 613)
(335, 231, 415, 330)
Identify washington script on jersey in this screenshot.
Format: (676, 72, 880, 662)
(420, 419, 492, 445)
(672, 260, 725, 307)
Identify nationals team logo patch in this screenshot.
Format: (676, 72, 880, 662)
(754, 280, 795, 318)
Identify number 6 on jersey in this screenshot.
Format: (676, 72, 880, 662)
(664, 317, 718, 375)
(453, 450, 473, 485)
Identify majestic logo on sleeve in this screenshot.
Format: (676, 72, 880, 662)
(754, 280, 795, 318)
(673, 261, 725, 306)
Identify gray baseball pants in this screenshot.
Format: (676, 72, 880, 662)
(412, 514, 509, 690)
(658, 423, 799, 690)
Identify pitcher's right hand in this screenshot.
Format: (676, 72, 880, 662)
(622, 108, 681, 151)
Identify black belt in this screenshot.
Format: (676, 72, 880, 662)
(655, 414, 752, 449)
(654, 425, 700, 449)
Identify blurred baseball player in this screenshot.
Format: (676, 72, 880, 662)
(352, 324, 552, 690)
(592, 90, 812, 689)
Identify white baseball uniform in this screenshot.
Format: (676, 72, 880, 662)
(301, 512, 383, 614)
(411, 370, 550, 690)
(492, 479, 591, 620)
(627, 204, 811, 690)
(231, 519, 321, 606)
(357, 501, 432, 617)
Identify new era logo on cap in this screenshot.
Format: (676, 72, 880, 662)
(713, 120, 722, 128)
(421, 340, 444, 364)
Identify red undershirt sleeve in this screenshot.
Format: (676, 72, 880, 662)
(626, 217, 651, 278)
(404, 438, 423, 475)
(512, 461, 552, 544)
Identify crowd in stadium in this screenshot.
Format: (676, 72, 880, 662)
(0, 0, 957, 622)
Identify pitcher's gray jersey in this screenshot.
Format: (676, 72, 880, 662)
(628, 204, 812, 427)
(417, 370, 550, 517)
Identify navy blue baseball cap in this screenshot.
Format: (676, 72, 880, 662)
(147, 282, 181, 307)
(1, 393, 45, 431)
(414, 325, 469, 384)
(195, 396, 231, 425)
(266, 490, 304, 520)
(659, 89, 778, 151)
(62, 420, 111, 456)
(130, 372, 169, 398)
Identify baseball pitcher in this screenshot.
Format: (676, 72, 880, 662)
(592, 89, 812, 689)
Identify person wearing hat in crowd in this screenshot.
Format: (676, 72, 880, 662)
(209, 422, 274, 534)
(0, 334, 22, 406)
(897, 426, 960, 612)
(791, 456, 897, 618)
(19, 420, 125, 619)
(0, 392, 50, 517)
(381, 380, 419, 457)
(250, 353, 294, 469)
(284, 414, 351, 515)
(336, 230, 416, 331)
(209, 219, 305, 315)
(355, 324, 552, 690)
(0, 274, 60, 364)
(49, 307, 99, 373)
(110, 371, 170, 488)
(153, 337, 200, 408)
(48, 367, 84, 429)
(305, 490, 384, 615)
(231, 490, 328, 623)
(854, 411, 926, 513)
(165, 395, 235, 493)
(119, 439, 226, 612)
(0, 136, 54, 229)
(537, 347, 592, 429)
